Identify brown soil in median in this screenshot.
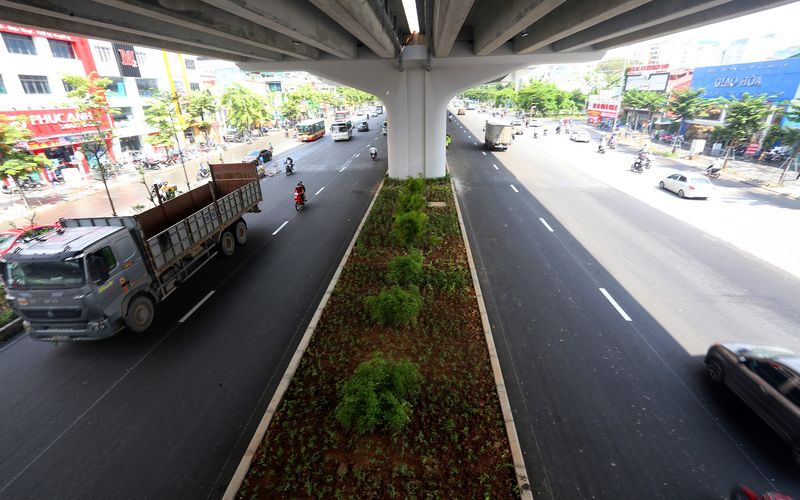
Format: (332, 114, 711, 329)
(238, 178, 518, 498)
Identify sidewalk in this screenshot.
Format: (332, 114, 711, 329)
(617, 135, 800, 200)
(0, 130, 302, 229)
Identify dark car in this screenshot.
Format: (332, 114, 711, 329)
(242, 149, 272, 163)
(357, 121, 369, 132)
(705, 342, 800, 467)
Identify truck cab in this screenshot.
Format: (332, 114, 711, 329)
(2, 226, 152, 341)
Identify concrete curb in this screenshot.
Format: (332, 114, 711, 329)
(450, 177, 533, 499)
(222, 177, 385, 500)
(0, 317, 22, 342)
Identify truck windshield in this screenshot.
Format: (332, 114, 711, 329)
(5, 259, 85, 289)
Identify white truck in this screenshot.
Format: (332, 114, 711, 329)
(1, 163, 262, 341)
(484, 120, 514, 150)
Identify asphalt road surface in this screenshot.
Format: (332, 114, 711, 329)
(0, 116, 387, 499)
(448, 114, 800, 499)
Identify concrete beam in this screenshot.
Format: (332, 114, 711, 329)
(593, 0, 796, 50)
(472, 0, 566, 56)
(309, 0, 398, 58)
(203, 0, 357, 60)
(0, 7, 255, 61)
(0, 0, 283, 61)
(92, 0, 319, 60)
(432, 0, 475, 57)
(513, 0, 651, 54)
(552, 0, 733, 51)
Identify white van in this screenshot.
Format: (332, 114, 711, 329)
(331, 121, 353, 141)
(511, 119, 525, 135)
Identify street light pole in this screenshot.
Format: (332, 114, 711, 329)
(170, 93, 191, 192)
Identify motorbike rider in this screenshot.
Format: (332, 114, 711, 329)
(706, 157, 723, 175)
(294, 181, 306, 203)
(284, 156, 294, 173)
(369, 146, 378, 159)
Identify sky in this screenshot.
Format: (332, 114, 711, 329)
(608, 1, 800, 57)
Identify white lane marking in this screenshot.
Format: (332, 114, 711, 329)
(355, 153, 360, 157)
(539, 218, 554, 232)
(179, 291, 215, 323)
(315, 187, 325, 195)
(340, 167, 346, 172)
(482, 151, 487, 156)
(510, 184, 519, 193)
(599, 288, 632, 322)
(473, 142, 477, 145)
(493, 165, 499, 170)
(272, 220, 289, 235)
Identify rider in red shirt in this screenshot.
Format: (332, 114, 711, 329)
(294, 181, 306, 203)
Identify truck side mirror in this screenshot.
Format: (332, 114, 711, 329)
(87, 254, 110, 285)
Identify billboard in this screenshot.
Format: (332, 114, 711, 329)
(625, 72, 669, 92)
(112, 42, 141, 78)
(690, 58, 800, 101)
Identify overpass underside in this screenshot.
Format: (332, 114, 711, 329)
(2, 0, 793, 177)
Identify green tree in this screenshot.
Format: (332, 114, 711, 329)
(63, 73, 119, 215)
(517, 81, 559, 116)
(144, 91, 184, 150)
(0, 114, 48, 209)
(722, 93, 773, 147)
(569, 89, 587, 110)
(337, 86, 374, 108)
(622, 89, 667, 130)
(220, 83, 272, 132)
(181, 90, 217, 141)
(667, 89, 710, 135)
(460, 85, 497, 104)
(585, 57, 626, 93)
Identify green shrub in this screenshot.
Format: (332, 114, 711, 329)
(387, 249, 424, 285)
(403, 176, 425, 196)
(397, 191, 426, 213)
(393, 210, 427, 247)
(335, 352, 422, 434)
(365, 285, 422, 327)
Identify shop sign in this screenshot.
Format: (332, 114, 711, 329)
(626, 64, 669, 75)
(112, 42, 141, 78)
(0, 23, 73, 42)
(691, 58, 800, 101)
(1, 108, 111, 139)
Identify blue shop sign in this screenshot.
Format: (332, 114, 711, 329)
(690, 58, 800, 101)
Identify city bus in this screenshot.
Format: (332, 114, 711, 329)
(330, 120, 353, 141)
(296, 119, 326, 141)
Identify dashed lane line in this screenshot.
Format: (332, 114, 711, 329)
(539, 218, 554, 232)
(179, 291, 215, 323)
(599, 288, 632, 322)
(272, 221, 289, 235)
(315, 187, 325, 196)
(510, 184, 519, 193)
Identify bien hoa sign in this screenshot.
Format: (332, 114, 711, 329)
(1, 108, 111, 139)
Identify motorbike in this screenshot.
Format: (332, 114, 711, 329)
(284, 159, 294, 175)
(294, 190, 306, 211)
(730, 485, 794, 500)
(196, 164, 211, 181)
(597, 143, 606, 154)
(705, 164, 722, 178)
(533, 130, 538, 139)
(370, 150, 377, 161)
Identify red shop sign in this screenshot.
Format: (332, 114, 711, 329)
(1, 108, 111, 139)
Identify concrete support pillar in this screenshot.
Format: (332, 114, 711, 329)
(239, 43, 600, 178)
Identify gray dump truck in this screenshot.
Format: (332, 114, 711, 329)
(1, 163, 262, 341)
(484, 119, 514, 150)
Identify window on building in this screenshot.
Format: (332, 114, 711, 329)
(173, 80, 186, 93)
(112, 107, 134, 126)
(135, 51, 147, 67)
(19, 75, 51, 94)
(0, 75, 6, 94)
(189, 82, 200, 91)
(48, 39, 76, 59)
(62, 79, 76, 93)
(119, 135, 142, 152)
(184, 59, 196, 70)
(95, 46, 112, 63)
(136, 78, 159, 97)
(104, 76, 126, 97)
(3, 33, 37, 55)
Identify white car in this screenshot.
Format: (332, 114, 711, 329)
(528, 120, 543, 127)
(659, 172, 714, 199)
(569, 130, 591, 142)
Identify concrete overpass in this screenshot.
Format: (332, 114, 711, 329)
(1, 0, 794, 177)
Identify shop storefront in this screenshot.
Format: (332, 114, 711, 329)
(586, 97, 620, 127)
(1, 108, 113, 180)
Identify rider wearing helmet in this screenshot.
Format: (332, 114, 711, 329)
(294, 181, 306, 203)
(369, 146, 378, 157)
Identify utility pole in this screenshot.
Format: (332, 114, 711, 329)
(170, 92, 192, 192)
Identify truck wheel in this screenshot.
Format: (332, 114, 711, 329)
(233, 220, 248, 245)
(219, 230, 236, 257)
(125, 295, 155, 333)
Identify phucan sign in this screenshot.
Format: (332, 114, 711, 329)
(1, 108, 111, 139)
(691, 58, 800, 101)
